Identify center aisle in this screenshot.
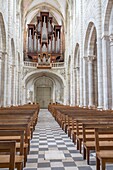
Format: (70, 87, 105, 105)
(24, 109, 95, 170)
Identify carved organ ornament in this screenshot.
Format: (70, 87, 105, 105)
(27, 12, 63, 65)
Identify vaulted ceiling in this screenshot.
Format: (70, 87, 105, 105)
(19, 0, 70, 28)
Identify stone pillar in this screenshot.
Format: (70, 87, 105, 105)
(67, 71, 70, 105)
(97, 38, 103, 109)
(79, 0, 83, 107)
(8, 0, 13, 106)
(22, 85, 26, 104)
(7, 65, 12, 106)
(0, 51, 2, 106)
(70, 61, 74, 106)
(15, 69, 18, 105)
(13, 65, 16, 105)
(75, 66, 80, 106)
(3, 52, 8, 106)
(73, 68, 76, 105)
(79, 57, 83, 107)
(88, 55, 96, 107)
(110, 34, 113, 109)
(102, 35, 109, 109)
(83, 56, 88, 107)
(18, 71, 21, 105)
(96, 0, 103, 109)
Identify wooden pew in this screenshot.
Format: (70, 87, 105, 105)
(0, 104, 40, 169)
(82, 123, 113, 164)
(49, 104, 113, 169)
(95, 127, 113, 170)
(0, 123, 30, 166)
(0, 141, 16, 170)
(0, 140, 23, 170)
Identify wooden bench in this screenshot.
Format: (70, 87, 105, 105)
(95, 127, 113, 170)
(0, 140, 23, 170)
(82, 123, 113, 164)
(0, 104, 40, 169)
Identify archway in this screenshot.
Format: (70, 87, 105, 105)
(34, 77, 54, 108)
(84, 22, 98, 107)
(23, 70, 65, 107)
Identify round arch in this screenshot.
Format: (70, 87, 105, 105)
(0, 12, 6, 52)
(0, 12, 6, 107)
(84, 22, 98, 108)
(33, 76, 55, 107)
(22, 70, 65, 106)
(23, 70, 65, 87)
(104, 0, 113, 35)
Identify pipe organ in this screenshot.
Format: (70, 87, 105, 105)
(27, 12, 63, 65)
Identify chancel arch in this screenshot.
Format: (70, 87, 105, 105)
(83, 22, 98, 108)
(23, 70, 65, 107)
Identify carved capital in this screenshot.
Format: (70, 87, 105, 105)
(74, 66, 79, 71)
(101, 35, 109, 41)
(83, 56, 88, 62)
(88, 55, 96, 63)
(0, 51, 3, 60)
(109, 34, 113, 46)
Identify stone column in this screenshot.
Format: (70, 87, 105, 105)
(13, 65, 16, 105)
(22, 85, 26, 104)
(79, 0, 83, 107)
(75, 66, 80, 106)
(102, 35, 109, 109)
(79, 57, 83, 107)
(8, 0, 13, 106)
(70, 60, 74, 106)
(83, 56, 88, 107)
(88, 55, 96, 107)
(73, 68, 76, 105)
(15, 69, 18, 105)
(17, 71, 20, 105)
(97, 38, 103, 109)
(7, 65, 12, 106)
(0, 51, 2, 106)
(110, 34, 113, 109)
(96, 0, 103, 109)
(3, 52, 8, 106)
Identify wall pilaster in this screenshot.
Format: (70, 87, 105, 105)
(88, 55, 96, 107)
(102, 35, 109, 109)
(110, 34, 113, 109)
(0, 51, 2, 106)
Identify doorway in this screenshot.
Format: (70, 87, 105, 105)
(37, 87, 51, 109)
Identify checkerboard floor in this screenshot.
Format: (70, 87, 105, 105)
(23, 109, 113, 170)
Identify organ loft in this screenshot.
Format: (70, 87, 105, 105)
(24, 12, 64, 67)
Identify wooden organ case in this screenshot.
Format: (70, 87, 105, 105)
(27, 12, 63, 66)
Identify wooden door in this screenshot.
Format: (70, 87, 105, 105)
(37, 87, 51, 109)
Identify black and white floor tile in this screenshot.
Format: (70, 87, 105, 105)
(23, 109, 113, 170)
